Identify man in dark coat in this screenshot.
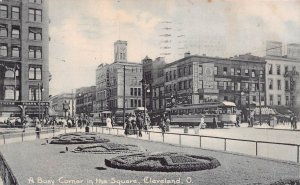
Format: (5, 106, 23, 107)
(137, 115, 144, 137)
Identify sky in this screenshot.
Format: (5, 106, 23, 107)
(48, 0, 300, 95)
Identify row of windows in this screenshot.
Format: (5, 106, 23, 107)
(0, 5, 42, 22)
(0, 66, 42, 80)
(217, 66, 263, 77)
(165, 65, 192, 81)
(0, 44, 42, 59)
(216, 82, 264, 91)
(129, 99, 142, 108)
(165, 80, 264, 93)
(0, 24, 42, 40)
(165, 80, 193, 93)
(130, 88, 142, 96)
(268, 79, 291, 90)
(0, 5, 20, 20)
(166, 66, 264, 82)
(2, 85, 44, 101)
(0, 44, 20, 57)
(29, 66, 42, 80)
(268, 64, 296, 75)
(269, 95, 293, 106)
(243, 95, 265, 102)
(0, 24, 20, 38)
(29, 87, 42, 101)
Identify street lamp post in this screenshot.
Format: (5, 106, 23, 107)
(38, 83, 44, 121)
(143, 82, 150, 125)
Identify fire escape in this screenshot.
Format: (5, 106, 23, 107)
(284, 68, 299, 107)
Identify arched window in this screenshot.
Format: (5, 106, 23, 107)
(5, 70, 14, 78)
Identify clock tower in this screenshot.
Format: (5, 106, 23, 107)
(114, 40, 127, 63)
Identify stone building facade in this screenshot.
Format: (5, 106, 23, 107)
(75, 86, 96, 116)
(95, 63, 109, 112)
(164, 53, 266, 121)
(142, 56, 166, 115)
(95, 40, 143, 113)
(49, 92, 75, 118)
(0, 0, 49, 118)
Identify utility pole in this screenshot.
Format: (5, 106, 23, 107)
(123, 65, 126, 127)
(38, 83, 40, 120)
(248, 83, 251, 127)
(72, 89, 74, 117)
(14, 64, 17, 102)
(258, 74, 262, 126)
(143, 82, 146, 125)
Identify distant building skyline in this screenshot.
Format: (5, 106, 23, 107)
(48, 0, 300, 95)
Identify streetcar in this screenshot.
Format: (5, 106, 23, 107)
(91, 110, 112, 126)
(114, 107, 151, 126)
(168, 101, 237, 128)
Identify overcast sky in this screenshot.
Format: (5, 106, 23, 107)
(48, 0, 300, 95)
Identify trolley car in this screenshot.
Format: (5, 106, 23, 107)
(168, 101, 237, 128)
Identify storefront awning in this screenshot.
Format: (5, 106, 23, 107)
(221, 101, 236, 107)
(270, 106, 293, 115)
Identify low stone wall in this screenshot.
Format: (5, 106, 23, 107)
(0, 153, 18, 185)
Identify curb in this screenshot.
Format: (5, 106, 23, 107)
(254, 127, 300, 132)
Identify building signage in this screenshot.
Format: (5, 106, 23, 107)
(0, 101, 15, 105)
(0, 101, 50, 106)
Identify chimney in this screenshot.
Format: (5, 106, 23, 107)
(184, 52, 191, 58)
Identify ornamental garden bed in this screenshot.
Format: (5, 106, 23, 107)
(270, 179, 300, 185)
(50, 132, 110, 144)
(73, 143, 143, 154)
(105, 152, 220, 172)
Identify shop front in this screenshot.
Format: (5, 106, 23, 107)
(0, 101, 49, 118)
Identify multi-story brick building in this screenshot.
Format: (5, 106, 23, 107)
(164, 53, 266, 121)
(0, 0, 49, 118)
(49, 92, 76, 118)
(95, 40, 143, 113)
(142, 56, 166, 115)
(95, 63, 109, 112)
(265, 41, 300, 108)
(75, 86, 96, 116)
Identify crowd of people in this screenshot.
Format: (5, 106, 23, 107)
(124, 113, 146, 137)
(15, 111, 300, 140)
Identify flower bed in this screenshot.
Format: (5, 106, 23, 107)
(73, 143, 143, 154)
(105, 152, 220, 172)
(270, 179, 300, 185)
(50, 133, 110, 144)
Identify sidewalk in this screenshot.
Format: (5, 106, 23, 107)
(240, 122, 300, 131)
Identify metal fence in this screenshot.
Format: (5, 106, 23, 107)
(0, 126, 298, 163)
(100, 127, 300, 163)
